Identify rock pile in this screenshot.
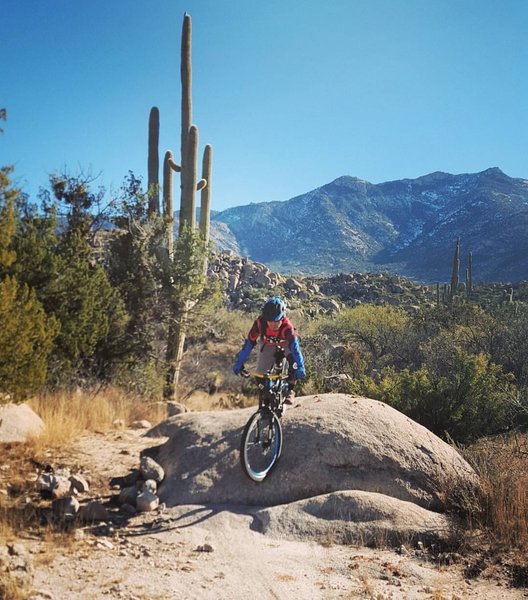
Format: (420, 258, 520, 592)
(115, 455, 165, 514)
(208, 252, 436, 316)
(207, 252, 342, 315)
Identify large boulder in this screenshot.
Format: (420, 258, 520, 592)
(148, 394, 476, 512)
(0, 403, 44, 443)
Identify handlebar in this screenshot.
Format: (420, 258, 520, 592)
(240, 367, 288, 381)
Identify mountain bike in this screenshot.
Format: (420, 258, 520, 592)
(239, 348, 289, 482)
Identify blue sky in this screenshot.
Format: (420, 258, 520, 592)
(2, 0, 527, 211)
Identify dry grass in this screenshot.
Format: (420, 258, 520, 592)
(0, 573, 26, 600)
(462, 432, 528, 551)
(26, 386, 165, 450)
(0, 387, 165, 551)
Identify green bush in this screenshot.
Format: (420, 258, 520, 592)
(0, 276, 57, 401)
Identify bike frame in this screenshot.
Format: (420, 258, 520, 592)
(243, 346, 289, 416)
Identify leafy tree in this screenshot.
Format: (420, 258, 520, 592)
(106, 174, 164, 361)
(163, 224, 214, 399)
(12, 175, 128, 385)
(0, 276, 57, 400)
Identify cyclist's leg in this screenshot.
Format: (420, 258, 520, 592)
(284, 351, 297, 403)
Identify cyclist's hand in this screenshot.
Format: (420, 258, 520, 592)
(294, 366, 306, 380)
(233, 362, 247, 376)
(232, 362, 242, 375)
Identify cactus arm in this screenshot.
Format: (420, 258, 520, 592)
(199, 144, 212, 242)
(180, 124, 198, 231)
(163, 150, 175, 256)
(169, 158, 181, 172)
(147, 106, 160, 215)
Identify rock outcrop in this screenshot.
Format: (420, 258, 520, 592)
(148, 394, 476, 513)
(207, 251, 436, 315)
(0, 403, 44, 443)
(254, 490, 450, 546)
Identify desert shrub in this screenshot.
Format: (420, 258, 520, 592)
(311, 304, 409, 360)
(111, 358, 165, 400)
(0, 179, 58, 400)
(362, 349, 514, 443)
(0, 276, 57, 402)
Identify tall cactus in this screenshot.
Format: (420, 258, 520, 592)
(468, 251, 473, 295)
(163, 150, 176, 256)
(179, 12, 195, 232)
(449, 237, 460, 303)
(163, 12, 213, 400)
(147, 107, 160, 216)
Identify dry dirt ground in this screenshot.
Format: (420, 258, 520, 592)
(11, 429, 528, 600)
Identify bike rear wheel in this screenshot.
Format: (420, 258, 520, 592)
(240, 409, 282, 482)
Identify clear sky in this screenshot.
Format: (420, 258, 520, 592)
(2, 0, 527, 211)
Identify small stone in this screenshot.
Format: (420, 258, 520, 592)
(142, 479, 157, 494)
(131, 420, 151, 429)
(70, 474, 90, 494)
(79, 500, 109, 522)
(136, 491, 159, 512)
(118, 485, 139, 506)
(139, 456, 164, 483)
(52, 496, 80, 522)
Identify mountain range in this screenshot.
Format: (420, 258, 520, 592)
(206, 168, 528, 283)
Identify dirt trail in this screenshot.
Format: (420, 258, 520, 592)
(20, 430, 528, 599)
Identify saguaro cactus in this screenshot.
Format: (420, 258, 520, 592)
(179, 12, 196, 232)
(163, 150, 176, 256)
(450, 237, 460, 303)
(163, 12, 213, 400)
(147, 107, 160, 216)
(468, 251, 473, 295)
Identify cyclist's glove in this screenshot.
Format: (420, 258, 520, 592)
(294, 365, 306, 380)
(232, 339, 254, 375)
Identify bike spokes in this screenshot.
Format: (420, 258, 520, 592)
(240, 410, 282, 482)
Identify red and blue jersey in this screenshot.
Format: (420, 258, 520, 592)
(247, 316, 297, 346)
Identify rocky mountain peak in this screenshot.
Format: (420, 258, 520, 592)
(210, 168, 528, 283)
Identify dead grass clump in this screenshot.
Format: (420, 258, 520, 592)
(462, 432, 528, 551)
(0, 573, 26, 600)
(27, 386, 165, 450)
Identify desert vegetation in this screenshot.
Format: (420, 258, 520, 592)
(2, 155, 528, 557)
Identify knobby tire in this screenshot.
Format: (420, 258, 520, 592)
(240, 409, 282, 482)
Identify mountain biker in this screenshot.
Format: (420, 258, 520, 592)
(232, 297, 306, 404)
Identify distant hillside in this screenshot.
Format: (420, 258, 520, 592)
(209, 168, 528, 283)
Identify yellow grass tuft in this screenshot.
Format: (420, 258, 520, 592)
(463, 432, 528, 551)
(26, 386, 165, 450)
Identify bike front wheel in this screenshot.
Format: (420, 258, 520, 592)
(240, 409, 282, 482)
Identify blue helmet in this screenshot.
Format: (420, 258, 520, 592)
(262, 297, 286, 322)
